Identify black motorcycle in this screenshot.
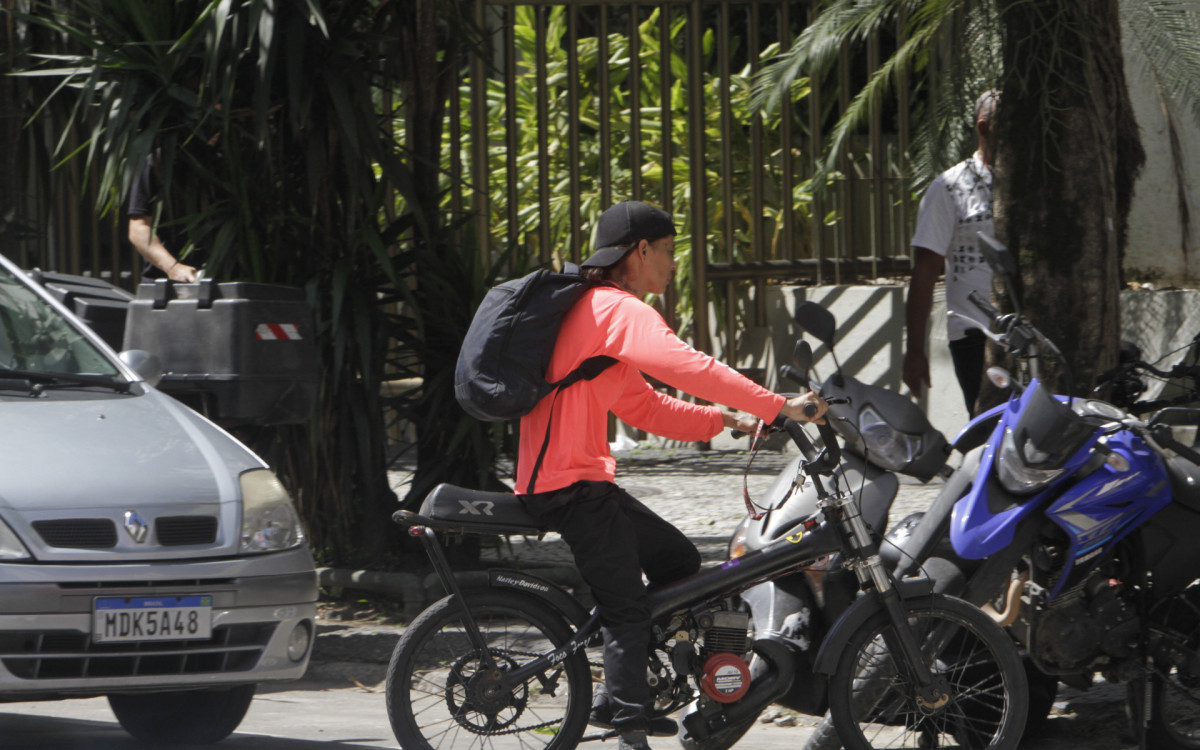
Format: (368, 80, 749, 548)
(384, 355, 1029, 750)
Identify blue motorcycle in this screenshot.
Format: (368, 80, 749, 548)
(889, 234, 1200, 749)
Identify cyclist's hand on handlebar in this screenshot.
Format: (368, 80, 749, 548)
(723, 411, 762, 436)
(781, 393, 828, 425)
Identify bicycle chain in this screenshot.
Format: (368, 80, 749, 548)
(450, 648, 571, 737)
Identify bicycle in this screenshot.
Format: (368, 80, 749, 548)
(386, 385, 1029, 750)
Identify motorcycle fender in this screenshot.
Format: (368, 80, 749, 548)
(885, 448, 982, 579)
(489, 569, 592, 629)
(811, 578, 936, 676)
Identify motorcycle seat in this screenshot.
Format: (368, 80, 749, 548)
(417, 483, 546, 536)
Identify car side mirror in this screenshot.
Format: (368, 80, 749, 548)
(119, 349, 163, 387)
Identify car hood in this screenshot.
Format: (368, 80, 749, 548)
(0, 390, 261, 511)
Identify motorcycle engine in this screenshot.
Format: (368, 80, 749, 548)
(1022, 556, 1141, 671)
(696, 609, 752, 703)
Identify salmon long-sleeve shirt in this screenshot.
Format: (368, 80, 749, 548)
(516, 286, 786, 494)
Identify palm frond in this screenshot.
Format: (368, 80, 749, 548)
(1122, 0, 1200, 129)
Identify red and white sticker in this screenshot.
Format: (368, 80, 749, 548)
(254, 323, 303, 341)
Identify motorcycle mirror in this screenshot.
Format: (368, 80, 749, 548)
(977, 233, 1022, 314)
(794, 301, 836, 349)
(793, 340, 814, 376)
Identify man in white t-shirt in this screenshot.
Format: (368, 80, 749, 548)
(903, 90, 999, 416)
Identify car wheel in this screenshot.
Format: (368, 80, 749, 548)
(108, 684, 256, 744)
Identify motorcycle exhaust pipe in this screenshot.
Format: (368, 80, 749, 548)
(684, 637, 797, 741)
(981, 573, 1026, 627)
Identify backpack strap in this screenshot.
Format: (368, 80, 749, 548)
(526, 355, 618, 494)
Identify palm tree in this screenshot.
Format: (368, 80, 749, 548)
(756, 0, 1200, 395)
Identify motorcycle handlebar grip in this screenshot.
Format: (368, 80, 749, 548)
(967, 290, 1000, 321)
(781, 365, 808, 388)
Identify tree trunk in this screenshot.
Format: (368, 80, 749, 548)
(994, 0, 1144, 396)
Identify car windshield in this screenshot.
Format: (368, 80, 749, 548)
(0, 264, 120, 378)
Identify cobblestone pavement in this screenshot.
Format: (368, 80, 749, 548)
(461, 446, 942, 570)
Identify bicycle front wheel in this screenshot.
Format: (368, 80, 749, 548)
(828, 593, 1028, 750)
(386, 589, 592, 750)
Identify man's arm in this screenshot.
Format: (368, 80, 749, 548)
(128, 216, 197, 282)
(902, 246, 942, 396)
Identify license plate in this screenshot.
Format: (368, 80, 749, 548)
(93, 595, 213, 643)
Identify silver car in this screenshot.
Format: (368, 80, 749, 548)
(0, 253, 317, 744)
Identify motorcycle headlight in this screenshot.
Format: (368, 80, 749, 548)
(996, 426, 1066, 495)
(0, 519, 32, 561)
(239, 469, 305, 554)
(858, 405, 922, 471)
(728, 521, 748, 560)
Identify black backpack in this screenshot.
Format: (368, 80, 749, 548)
(455, 266, 616, 490)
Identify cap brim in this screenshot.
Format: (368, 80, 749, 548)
(580, 245, 635, 269)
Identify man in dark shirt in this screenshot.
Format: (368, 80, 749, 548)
(127, 153, 199, 282)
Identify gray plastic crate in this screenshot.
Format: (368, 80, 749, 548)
(123, 280, 318, 425)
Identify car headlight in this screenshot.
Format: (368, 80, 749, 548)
(858, 405, 922, 471)
(240, 469, 305, 553)
(0, 519, 32, 561)
(996, 426, 1066, 495)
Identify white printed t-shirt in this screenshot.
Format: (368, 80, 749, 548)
(910, 152, 994, 342)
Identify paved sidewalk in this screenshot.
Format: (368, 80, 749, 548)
(467, 445, 943, 573)
(311, 443, 1136, 749)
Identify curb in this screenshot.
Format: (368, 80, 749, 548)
(309, 564, 586, 685)
(316, 564, 586, 622)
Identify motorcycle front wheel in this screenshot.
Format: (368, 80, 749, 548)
(828, 594, 1028, 750)
(385, 590, 592, 750)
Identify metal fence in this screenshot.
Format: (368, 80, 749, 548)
(9, 0, 920, 364)
(454, 0, 917, 360)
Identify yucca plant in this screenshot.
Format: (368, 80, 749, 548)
(8, 0, 466, 566)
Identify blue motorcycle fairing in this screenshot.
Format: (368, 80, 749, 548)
(1041, 429, 1172, 598)
(950, 380, 1103, 559)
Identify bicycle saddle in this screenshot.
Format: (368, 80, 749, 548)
(403, 483, 546, 536)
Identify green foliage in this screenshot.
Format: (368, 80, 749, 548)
(451, 5, 816, 335)
(11, 0, 420, 566)
(753, 0, 1002, 192)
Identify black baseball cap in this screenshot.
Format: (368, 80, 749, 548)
(581, 201, 677, 269)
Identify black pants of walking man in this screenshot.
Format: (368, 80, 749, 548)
(522, 480, 701, 737)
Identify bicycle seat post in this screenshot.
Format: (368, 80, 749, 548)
(408, 524, 499, 668)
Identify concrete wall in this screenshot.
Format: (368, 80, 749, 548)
(1122, 17, 1200, 286)
(627, 285, 1200, 451)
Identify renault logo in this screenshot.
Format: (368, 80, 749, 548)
(123, 511, 150, 543)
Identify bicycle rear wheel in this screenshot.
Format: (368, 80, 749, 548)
(386, 589, 591, 750)
(828, 593, 1028, 750)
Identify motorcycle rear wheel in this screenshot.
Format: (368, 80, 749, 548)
(385, 590, 591, 750)
(828, 594, 1028, 750)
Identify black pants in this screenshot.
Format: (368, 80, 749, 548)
(949, 328, 986, 417)
(522, 481, 701, 733)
